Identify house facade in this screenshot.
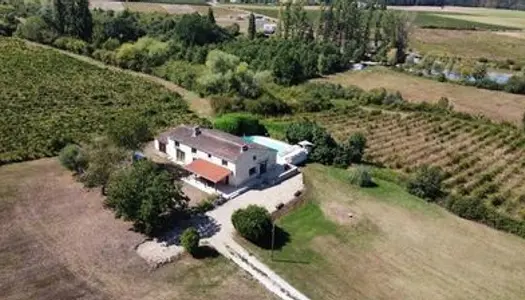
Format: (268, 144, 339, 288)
(155, 125, 277, 187)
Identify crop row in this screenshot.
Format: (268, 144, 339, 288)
(0, 38, 200, 164)
(306, 109, 525, 219)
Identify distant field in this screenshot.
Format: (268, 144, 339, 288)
(411, 11, 520, 30)
(317, 67, 525, 124)
(0, 38, 201, 163)
(132, 0, 207, 4)
(411, 28, 525, 62)
(390, 6, 525, 29)
(0, 159, 275, 300)
(240, 164, 525, 300)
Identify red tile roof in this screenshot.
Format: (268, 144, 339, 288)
(184, 159, 231, 183)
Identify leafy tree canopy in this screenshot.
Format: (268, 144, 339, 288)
(106, 159, 188, 235)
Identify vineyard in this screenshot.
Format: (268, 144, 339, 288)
(281, 108, 525, 220)
(0, 38, 201, 164)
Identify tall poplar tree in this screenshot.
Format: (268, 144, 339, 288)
(53, 0, 66, 34)
(207, 7, 215, 24)
(247, 13, 256, 40)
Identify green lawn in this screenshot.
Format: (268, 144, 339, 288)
(238, 164, 525, 300)
(411, 11, 519, 30)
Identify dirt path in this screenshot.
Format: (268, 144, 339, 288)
(23, 39, 213, 117)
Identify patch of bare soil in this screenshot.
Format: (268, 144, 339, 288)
(322, 201, 361, 226)
(0, 159, 275, 300)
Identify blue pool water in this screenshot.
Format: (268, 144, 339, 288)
(243, 136, 292, 156)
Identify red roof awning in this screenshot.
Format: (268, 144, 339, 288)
(184, 159, 231, 183)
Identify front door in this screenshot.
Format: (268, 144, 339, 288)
(260, 161, 267, 174)
(158, 142, 166, 153)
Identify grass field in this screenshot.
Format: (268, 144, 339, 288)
(317, 67, 525, 124)
(0, 38, 202, 164)
(0, 158, 275, 300)
(411, 28, 525, 62)
(239, 164, 525, 300)
(390, 6, 525, 29)
(277, 107, 525, 219)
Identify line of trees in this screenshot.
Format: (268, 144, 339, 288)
(277, 0, 412, 64)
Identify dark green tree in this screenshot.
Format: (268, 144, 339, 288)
(106, 160, 188, 235)
(232, 205, 272, 243)
(207, 7, 215, 24)
(107, 117, 152, 150)
(346, 132, 367, 163)
(407, 165, 444, 202)
(247, 13, 256, 40)
(75, 0, 92, 41)
(181, 227, 200, 255)
(52, 0, 66, 34)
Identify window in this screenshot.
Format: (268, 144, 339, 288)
(222, 160, 228, 166)
(175, 141, 180, 147)
(253, 155, 257, 161)
(191, 148, 197, 154)
(176, 149, 185, 162)
(249, 167, 257, 176)
(208, 153, 212, 158)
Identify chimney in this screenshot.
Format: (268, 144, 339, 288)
(192, 126, 201, 137)
(240, 144, 249, 153)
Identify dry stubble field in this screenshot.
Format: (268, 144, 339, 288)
(0, 159, 275, 300)
(318, 67, 525, 125)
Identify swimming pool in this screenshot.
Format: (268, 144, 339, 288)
(243, 136, 292, 156)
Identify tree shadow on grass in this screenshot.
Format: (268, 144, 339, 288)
(192, 245, 220, 259)
(252, 226, 291, 251)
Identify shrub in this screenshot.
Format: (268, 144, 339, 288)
(244, 94, 291, 116)
(360, 88, 387, 105)
(349, 166, 375, 187)
(286, 121, 338, 165)
(180, 227, 200, 255)
(213, 113, 267, 136)
(296, 94, 333, 113)
(58, 144, 87, 173)
(15, 16, 57, 44)
(53, 37, 88, 54)
(208, 95, 242, 115)
(195, 199, 215, 213)
(231, 205, 272, 243)
(335, 132, 367, 167)
(407, 165, 444, 201)
(504, 75, 525, 94)
(153, 60, 205, 91)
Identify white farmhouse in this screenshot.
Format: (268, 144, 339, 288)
(155, 125, 277, 188)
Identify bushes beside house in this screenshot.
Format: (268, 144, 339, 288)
(232, 205, 272, 244)
(286, 121, 367, 167)
(181, 227, 200, 255)
(213, 113, 267, 137)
